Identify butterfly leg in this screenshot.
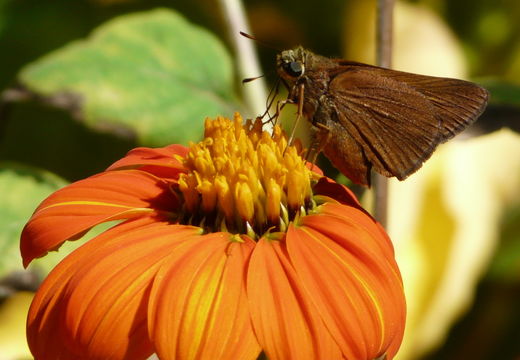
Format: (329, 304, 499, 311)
(271, 98, 292, 124)
(286, 83, 305, 146)
(260, 78, 281, 124)
(307, 121, 331, 166)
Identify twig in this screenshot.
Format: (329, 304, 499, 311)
(217, 0, 268, 119)
(373, 0, 395, 227)
(376, 0, 394, 69)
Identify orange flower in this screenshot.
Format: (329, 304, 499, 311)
(21, 114, 406, 360)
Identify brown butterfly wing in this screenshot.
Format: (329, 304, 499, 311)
(363, 65, 489, 140)
(317, 63, 488, 186)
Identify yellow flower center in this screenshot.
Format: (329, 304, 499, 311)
(177, 114, 315, 238)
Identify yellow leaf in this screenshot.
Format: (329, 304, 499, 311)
(388, 130, 520, 359)
(0, 292, 33, 360)
(342, 0, 467, 78)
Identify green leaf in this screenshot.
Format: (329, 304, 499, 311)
(0, 163, 67, 276)
(0, 102, 136, 181)
(0, 163, 116, 277)
(487, 204, 520, 283)
(18, 8, 242, 146)
(481, 80, 520, 107)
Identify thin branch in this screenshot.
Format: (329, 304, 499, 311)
(217, 0, 268, 119)
(373, 0, 395, 228)
(376, 0, 395, 69)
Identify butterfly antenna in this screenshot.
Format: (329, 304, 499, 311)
(242, 71, 280, 120)
(242, 75, 264, 84)
(239, 31, 280, 51)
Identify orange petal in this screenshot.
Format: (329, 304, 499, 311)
(27, 217, 201, 360)
(247, 237, 343, 360)
(149, 234, 261, 360)
(289, 203, 406, 359)
(305, 162, 323, 176)
(21, 169, 177, 266)
(313, 176, 362, 208)
(26, 217, 155, 360)
(107, 145, 188, 179)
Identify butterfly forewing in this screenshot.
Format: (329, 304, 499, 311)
(363, 65, 489, 136)
(330, 67, 445, 180)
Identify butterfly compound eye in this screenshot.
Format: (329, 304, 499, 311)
(283, 61, 304, 77)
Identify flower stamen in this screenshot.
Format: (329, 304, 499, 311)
(178, 114, 314, 237)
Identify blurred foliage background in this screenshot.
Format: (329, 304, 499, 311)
(0, 0, 519, 359)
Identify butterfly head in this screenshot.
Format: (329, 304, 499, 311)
(277, 47, 306, 83)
